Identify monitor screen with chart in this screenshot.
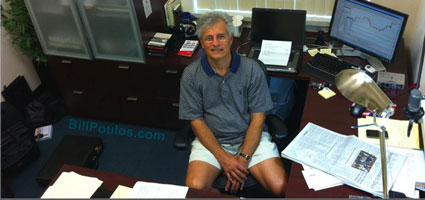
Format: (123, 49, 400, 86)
(329, 0, 408, 63)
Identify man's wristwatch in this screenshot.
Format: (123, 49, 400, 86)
(238, 152, 251, 161)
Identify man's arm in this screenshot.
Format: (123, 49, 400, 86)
(225, 112, 265, 192)
(238, 112, 265, 161)
(190, 119, 249, 183)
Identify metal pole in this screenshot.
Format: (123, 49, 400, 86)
(379, 126, 388, 198)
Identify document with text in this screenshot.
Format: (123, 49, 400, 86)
(258, 40, 291, 66)
(129, 181, 188, 198)
(281, 122, 407, 198)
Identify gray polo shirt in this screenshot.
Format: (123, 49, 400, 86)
(179, 52, 273, 145)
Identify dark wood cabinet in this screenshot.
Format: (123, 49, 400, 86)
(43, 0, 192, 129)
(46, 53, 189, 129)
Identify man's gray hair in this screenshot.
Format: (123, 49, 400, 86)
(196, 12, 233, 39)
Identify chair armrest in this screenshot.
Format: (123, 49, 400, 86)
(174, 124, 194, 150)
(266, 114, 289, 140)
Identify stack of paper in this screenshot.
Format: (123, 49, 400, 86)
(281, 123, 407, 198)
(300, 146, 425, 198)
(41, 171, 103, 198)
(302, 164, 343, 191)
(110, 182, 188, 199)
(420, 99, 425, 153)
(128, 181, 189, 198)
(388, 147, 425, 198)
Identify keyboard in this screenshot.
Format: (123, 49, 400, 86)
(303, 53, 358, 85)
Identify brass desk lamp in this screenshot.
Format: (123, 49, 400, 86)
(335, 69, 394, 198)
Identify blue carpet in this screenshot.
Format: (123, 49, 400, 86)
(5, 116, 190, 198)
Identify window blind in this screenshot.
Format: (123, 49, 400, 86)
(181, 0, 372, 22)
(181, 0, 337, 22)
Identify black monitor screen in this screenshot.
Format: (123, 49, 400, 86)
(251, 8, 306, 47)
(329, 0, 408, 63)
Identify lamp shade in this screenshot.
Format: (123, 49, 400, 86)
(335, 69, 393, 115)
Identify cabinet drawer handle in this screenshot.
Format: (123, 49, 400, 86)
(171, 103, 179, 107)
(165, 69, 178, 74)
(72, 90, 84, 95)
(118, 65, 130, 70)
(61, 60, 72, 64)
(127, 97, 138, 101)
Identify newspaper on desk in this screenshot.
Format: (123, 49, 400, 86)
(281, 122, 407, 198)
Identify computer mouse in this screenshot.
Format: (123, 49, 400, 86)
(350, 104, 367, 117)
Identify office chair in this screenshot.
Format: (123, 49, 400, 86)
(174, 58, 295, 197)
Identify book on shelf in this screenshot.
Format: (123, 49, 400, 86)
(147, 46, 168, 53)
(147, 45, 167, 51)
(34, 125, 53, 142)
(178, 40, 199, 57)
(164, 0, 182, 27)
(147, 32, 172, 47)
(148, 52, 166, 57)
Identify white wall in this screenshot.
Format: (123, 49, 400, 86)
(1, 26, 41, 101)
(413, 2, 425, 93)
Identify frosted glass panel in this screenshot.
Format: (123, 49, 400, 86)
(24, 0, 91, 59)
(77, 0, 145, 63)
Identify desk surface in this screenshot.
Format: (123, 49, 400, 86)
(49, 164, 236, 198)
(231, 28, 411, 198)
(285, 37, 411, 198)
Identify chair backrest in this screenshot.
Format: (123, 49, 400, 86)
(252, 58, 270, 86)
(251, 58, 295, 121)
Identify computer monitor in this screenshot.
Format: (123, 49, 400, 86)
(250, 8, 306, 48)
(329, 0, 408, 63)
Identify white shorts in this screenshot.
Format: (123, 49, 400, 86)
(189, 132, 279, 170)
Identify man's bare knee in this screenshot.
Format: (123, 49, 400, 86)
(269, 178, 287, 197)
(185, 161, 220, 192)
(186, 176, 211, 191)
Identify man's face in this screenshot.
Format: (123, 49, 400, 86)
(199, 19, 233, 61)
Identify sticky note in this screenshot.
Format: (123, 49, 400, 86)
(318, 87, 336, 99)
(320, 48, 332, 54)
(308, 49, 319, 57)
(319, 49, 338, 57)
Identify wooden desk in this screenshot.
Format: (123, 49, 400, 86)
(49, 164, 236, 198)
(233, 28, 411, 197)
(284, 41, 410, 197)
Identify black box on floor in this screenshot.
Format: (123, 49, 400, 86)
(36, 135, 103, 187)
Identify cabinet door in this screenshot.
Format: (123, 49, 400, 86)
(47, 56, 98, 117)
(157, 100, 185, 129)
(76, 0, 145, 63)
(155, 65, 183, 99)
(24, 0, 92, 59)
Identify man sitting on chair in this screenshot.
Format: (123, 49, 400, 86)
(179, 11, 288, 196)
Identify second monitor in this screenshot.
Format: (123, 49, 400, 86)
(329, 0, 408, 64)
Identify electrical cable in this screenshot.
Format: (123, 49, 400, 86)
(236, 41, 251, 56)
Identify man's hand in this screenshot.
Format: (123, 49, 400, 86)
(222, 154, 249, 193)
